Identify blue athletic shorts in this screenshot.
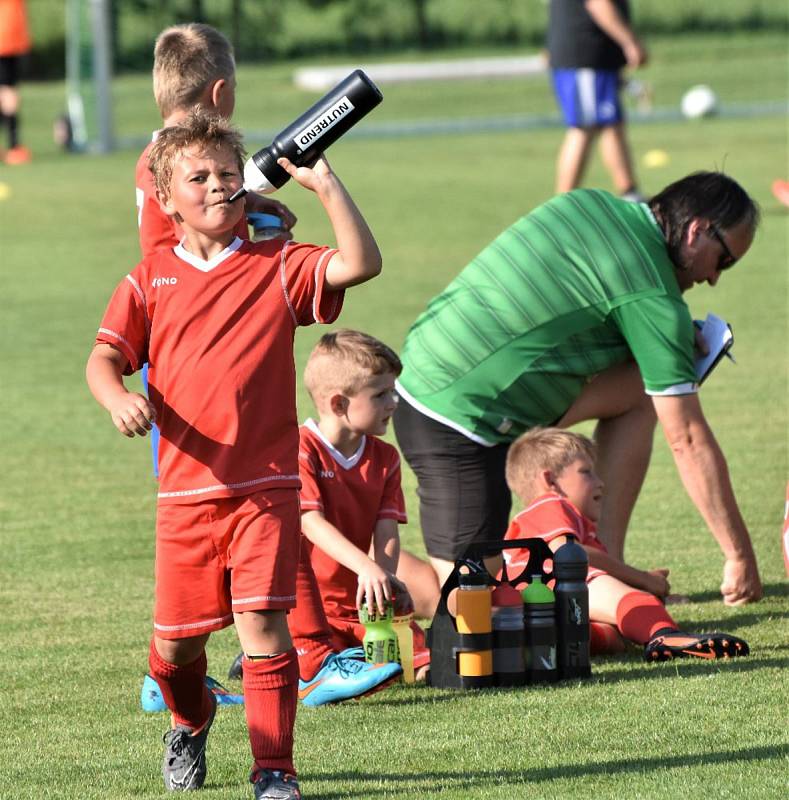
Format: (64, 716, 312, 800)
(551, 68, 623, 128)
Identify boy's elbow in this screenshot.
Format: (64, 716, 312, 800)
(368, 252, 383, 278)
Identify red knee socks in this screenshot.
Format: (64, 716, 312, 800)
(243, 648, 299, 776)
(148, 639, 212, 730)
(615, 591, 677, 644)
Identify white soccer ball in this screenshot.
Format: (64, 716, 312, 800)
(681, 85, 718, 119)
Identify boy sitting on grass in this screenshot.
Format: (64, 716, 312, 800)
(87, 110, 382, 799)
(503, 428, 749, 662)
(298, 330, 437, 673)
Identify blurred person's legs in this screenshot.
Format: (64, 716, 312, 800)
(556, 126, 597, 193)
(0, 55, 30, 164)
(599, 122, 640, 198)
(552, 68, 633, 195)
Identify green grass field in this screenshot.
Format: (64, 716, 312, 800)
(1, 31, 787, 800)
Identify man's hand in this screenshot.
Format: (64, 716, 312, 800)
(721, 557, 763, 606)
(107, 391, 156, 438)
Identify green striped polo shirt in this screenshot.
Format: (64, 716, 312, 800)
(397, 189, 696, 444)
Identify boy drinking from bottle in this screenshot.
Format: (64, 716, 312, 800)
(503, 428, 749, 662)
(298, 330, 436, 672)
(87, 111, 382, 799)
(138, 23, 400, 709)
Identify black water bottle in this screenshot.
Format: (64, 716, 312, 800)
(232, 69, 382, 199)
(554, 534, 591, 679)
(521, 576, 558, 684)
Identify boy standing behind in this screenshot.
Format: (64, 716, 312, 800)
(504, 428, 749, 662)
(87, 112, 381, 798)
(136, 22, 294, 255)
(298, 330, 435, 669)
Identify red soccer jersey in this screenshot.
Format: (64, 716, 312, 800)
(135, 137, 248, 257)
(0, 0, 31, 56)
(298, 419, 407, 620)
(503, 492, 607, 582)
(96, 238, 342, 504)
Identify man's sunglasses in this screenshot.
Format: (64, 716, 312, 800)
(707, 224, 737, 271)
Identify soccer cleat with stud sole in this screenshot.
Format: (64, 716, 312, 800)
(644, 629, 749, 662)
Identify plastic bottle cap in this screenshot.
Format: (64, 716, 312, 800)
(459, 572, 488, 589)
(491, 583, 523, 607)
(247, 212, 283, 230)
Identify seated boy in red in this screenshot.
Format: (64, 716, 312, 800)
(298, 330, 436, 673)
(86, 111, 383, 799)
(503, 427, 749, 662)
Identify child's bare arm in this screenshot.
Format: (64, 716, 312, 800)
(276, 155, 382, 290)
(86, 344, 156, 438)
(301, 509, 392, 613)
(372, 519, 414, 613)
(584, 545, 671, 598)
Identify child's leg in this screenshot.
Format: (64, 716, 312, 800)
(588, 574, 677, 644)
(235, 609, 298, 776)
(288, 536, 336, 681)
(397, 548, 441, 619)
(148, 633, 213, 730)
(590, 622, 627, 655)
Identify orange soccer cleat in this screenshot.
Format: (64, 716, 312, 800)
(771, 179, 789, 208)
(4, 145, 32, 165)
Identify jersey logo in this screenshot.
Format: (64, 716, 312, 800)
(152, 277, 178, 288)
(320, 469, 335, 479)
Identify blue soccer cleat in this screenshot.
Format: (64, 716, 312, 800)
(298, 647, 402, 707)
(141, 673, 244, 712)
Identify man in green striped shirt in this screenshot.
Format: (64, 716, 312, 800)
(394, 172, 762, 607)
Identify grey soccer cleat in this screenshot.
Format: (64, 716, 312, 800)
(161, 691, 217, 790)
(251, 769, 302, 799)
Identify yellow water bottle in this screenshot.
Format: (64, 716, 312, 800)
(391, 611, 415, 683)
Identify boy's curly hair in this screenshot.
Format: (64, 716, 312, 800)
(148, 110, 245, 199)
(505, 427, 597, 505)
(304, 329, 402, 402)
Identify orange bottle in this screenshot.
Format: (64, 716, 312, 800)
(455, 572, 493, 681)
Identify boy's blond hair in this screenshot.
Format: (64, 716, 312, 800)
(505, 427, 597, 504)
(152, 23, 235, 119)
(148, 110, 245, 199)
(304, 329, 402, 404)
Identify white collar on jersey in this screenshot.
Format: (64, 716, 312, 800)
(174, 236, 244, 272)
(304, 417, 366, 470)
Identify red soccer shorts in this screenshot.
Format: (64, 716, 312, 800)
(153, 489, 300, 640)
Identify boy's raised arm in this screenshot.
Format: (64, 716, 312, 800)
(86, 344, 156, 438)
(276, 155, 382, 290)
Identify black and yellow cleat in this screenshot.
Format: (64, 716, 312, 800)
(644, 628, 749, 662)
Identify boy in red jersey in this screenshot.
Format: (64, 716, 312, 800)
(139, 23, 399, 709)
(298, 330, 437, 672)
(503, 428, 749, 663)
(87, 112, 382, 799)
